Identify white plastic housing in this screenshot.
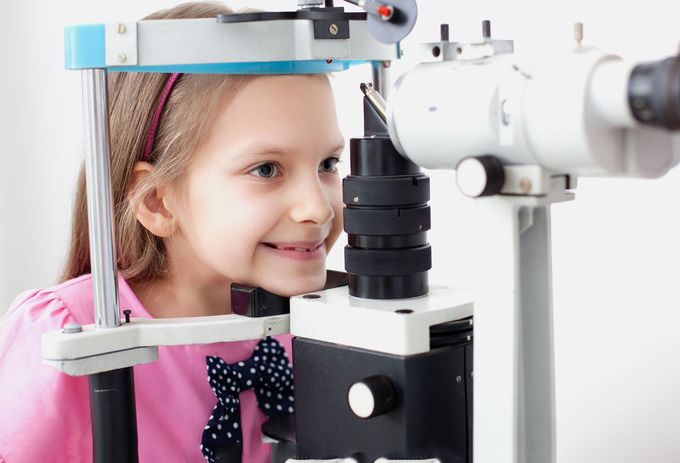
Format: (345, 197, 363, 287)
(290, 285, 472, 356)
(387, 47, 677, 178)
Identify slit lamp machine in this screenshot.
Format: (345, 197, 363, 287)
(41, 1, 680, 462)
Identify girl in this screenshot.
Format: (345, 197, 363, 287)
(0, 2, 345, 462)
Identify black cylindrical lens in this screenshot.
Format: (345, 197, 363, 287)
(628, 56, 680, 130)
(343, 136, 431, 299)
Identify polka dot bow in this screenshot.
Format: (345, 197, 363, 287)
(200, 337, 294, 462)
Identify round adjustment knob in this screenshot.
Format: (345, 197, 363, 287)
(347, 375, 396, 419)
(455, 155, 505, 198)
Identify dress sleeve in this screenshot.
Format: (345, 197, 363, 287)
(0, 290, 92, 462)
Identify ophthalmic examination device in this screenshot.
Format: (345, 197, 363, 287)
(41, 1, 680, 462)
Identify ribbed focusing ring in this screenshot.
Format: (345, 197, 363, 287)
(343, 174, 430, 207)
(347, 234, 428, 249)
(344, 206, 431, 236)
(345, 245, 432, 277)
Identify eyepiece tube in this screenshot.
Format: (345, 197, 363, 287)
(628, 56, 680, 130)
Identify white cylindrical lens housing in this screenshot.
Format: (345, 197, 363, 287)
(387, 56, 535, 170)
(588, 58, 637, 129)
(387, 48, 667, 177)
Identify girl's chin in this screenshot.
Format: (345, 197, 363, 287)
(261, 275, 328, 298)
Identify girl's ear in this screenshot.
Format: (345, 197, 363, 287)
(129, 161, 178, 238)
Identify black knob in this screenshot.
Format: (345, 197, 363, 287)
(347, 375, 396, 418)
(440, 24, 450, 42)
(455, 155, 505, 197)
(482, 20, 491, 39)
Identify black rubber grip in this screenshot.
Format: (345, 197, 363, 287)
(345, 245, 432, 276)
(344, 206, 431, 236)
(343, 174, 430, 206)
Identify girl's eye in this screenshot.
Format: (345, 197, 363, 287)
(249, 162, 279, 178)
(320, 157, 340, 173)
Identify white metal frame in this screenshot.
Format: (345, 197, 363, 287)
(103, 18, 398, 68)
(290, 285, 473, 356)
(472, 171, 573, 463)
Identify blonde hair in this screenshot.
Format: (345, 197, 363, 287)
(61, 2, 253, 283)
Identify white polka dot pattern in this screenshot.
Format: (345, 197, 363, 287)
(200, 337, 294, 462)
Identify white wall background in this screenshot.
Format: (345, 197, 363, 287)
(2, 0, 680, 461)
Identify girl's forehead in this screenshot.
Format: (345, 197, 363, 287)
(221, 75, 335, 121)
(208, 75, 342, 148)
(194, 75, 344, 163)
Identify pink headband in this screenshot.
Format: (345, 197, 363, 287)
(142, 73, 183, 162)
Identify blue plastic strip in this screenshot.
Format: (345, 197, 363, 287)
(64, 24, 374, 74)
(108, 60, 368, 74)
(65, 24, 106, 69)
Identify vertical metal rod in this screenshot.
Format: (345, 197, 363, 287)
(82, 68, 139, 462)
(473, 197, 556, 463)
(482, 19, 491, 39)
(371, 61, 389, 98)
(440, 23, 450, 42)
(81, 69, 120, 329)
(90, 369, 139, 463)
(517, 206, 555, 463)
(371, 61, 382, 96)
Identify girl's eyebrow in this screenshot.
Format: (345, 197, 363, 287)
(232, 145, 287, 159)
(330, 142, 345, 154)
(235, 141, 346, 159)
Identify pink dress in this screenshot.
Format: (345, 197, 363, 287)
(0, 274, 292, 462)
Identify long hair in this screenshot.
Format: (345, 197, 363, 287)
(60, 2, 252, 283)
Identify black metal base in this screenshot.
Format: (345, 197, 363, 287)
(290, 337, 473, 463)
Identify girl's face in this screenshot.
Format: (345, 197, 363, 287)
(168, 75, 344, 298)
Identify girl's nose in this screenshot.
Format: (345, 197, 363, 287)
(288, 179, 335, 226)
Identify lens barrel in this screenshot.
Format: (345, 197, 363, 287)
(343, 136, 431, 299)
(628, 56, 680, 130)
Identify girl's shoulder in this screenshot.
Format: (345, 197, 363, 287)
(2, 273, 146, 329)
(1, 275, 88, 335)
(0, 276, 98, 461)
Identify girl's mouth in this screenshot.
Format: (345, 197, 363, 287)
(261, 241, 325, 261)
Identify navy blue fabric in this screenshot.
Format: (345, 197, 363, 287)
(200, 337, 294, 462)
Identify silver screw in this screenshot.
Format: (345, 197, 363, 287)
(117, 53, 128, 63)
(456, 375, 463, 384)
(519, 178, 532, 193)
(353, 196, 359, 203)
(329, 24, 339, 36)
(418, 224, 423, 230)
(117, 23, 127, 34)
(63, 322, 82, 334)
